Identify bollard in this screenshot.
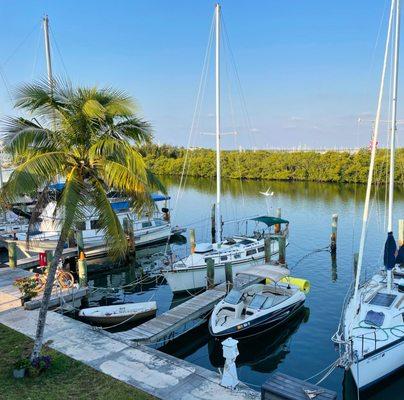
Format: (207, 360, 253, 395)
(45, 250, 54, 274)
(8, 242, 17, 269)
(78, 251, 88, 287)
(211, 204, 216, 244)
(225, 262, 233, 292)
(353, 252, 359, 279)
(206, 258, 215, 289)
(264, 236, 272, 263)
(330, 214, 338, 255)
(221, 337, 239, 389)
(274, 208, 281, 234)
(190, 228, 196, 254)
(278, 235, 286, 265)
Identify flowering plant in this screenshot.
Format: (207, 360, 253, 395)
(14, 277, 37, 299)
(31, 355, 52, 371)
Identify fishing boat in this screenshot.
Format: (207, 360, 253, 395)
(209, 265, 308, 338)
(162, 4, 289, 293)
(78, 301, 157, 326)
(332, 0, 404, 390)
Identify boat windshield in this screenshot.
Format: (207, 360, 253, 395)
(224, 289, 243, 305)
(249, 294, 267, 310)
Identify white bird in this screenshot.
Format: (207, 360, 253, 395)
(259, 188, 274, 197)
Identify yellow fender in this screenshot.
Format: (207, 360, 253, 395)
(266, 277, 311, 293)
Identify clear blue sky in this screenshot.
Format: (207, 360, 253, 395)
(0, 0, 400, 149)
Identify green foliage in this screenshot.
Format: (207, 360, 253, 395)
(1, 80, 164, 258)
(13, 278, 37, 300)
(141, 144, 404, 184)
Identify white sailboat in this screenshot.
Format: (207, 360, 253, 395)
(332, 0, 404, 389)
(162, 4, 289, 293)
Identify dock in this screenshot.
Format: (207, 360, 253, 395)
(0, 266, 88, 312)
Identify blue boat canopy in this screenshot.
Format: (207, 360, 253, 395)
(250, 216, 289, 227)
(151, 193, 170, 202)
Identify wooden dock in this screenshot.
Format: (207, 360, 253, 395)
(0, 266, 88, 312)
(114, 284, 228, 344)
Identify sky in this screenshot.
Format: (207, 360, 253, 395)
(0, 0, 401, 149)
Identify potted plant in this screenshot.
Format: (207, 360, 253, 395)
(14, 277, 38, 305)
(13, 358, 31, 378)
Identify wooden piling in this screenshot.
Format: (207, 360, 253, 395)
(278, 235, 286, 265)
(274, 208, 281, 234)
(330, 214, 338, 255)
(264, 236, 272, 263)
(123, 217, 136, 254)
(206, 258, 215, 289)
(190, 228, 196, 254)
(211, 205, 216, 243)
(78, 251, 88, 287)
(225, 262, 233, 292)
(8, 242, 17, 269)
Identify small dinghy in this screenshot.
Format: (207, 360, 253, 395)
(79, 301, 157, 326)
(209, 265, 308, 337)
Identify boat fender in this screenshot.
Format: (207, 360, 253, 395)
(280, 277, 310, 294)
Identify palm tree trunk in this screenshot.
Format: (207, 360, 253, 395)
(30, 232, 67, 360)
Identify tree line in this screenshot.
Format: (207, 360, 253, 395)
(140, 144, 404, 184)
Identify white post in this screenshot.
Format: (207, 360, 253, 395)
(353, 0, 396, 311)
(387, 0, 400, 293)
(43, 15, 53, 89)
(221, 337, 239, 389)
(215, 3, 222, 245)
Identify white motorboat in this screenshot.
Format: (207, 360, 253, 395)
(332, 0, 404, 390)
(162, 5, 290, 293)
(78, 301, 157, 326)
(209, 265, 307, 338)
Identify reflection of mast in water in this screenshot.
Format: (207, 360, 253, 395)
(208, 307, 310, 373)
(331, 252, 337, 282)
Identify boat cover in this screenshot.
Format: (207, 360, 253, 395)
(250, 216, 289, 227)
(237, 264, 290, 282)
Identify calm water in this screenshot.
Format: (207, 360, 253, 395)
(87, 178, 404, 400)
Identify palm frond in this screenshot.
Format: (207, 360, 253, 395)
(111, 118, 152, 144)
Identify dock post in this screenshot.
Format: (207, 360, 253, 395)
(330, 214, 338, 255)
(225, 262, 233, 292)
(190, 228, 196, 254)
(264, 236, 272, 263)
(45, 250, 54, 274)
(8, 241, 17, 269)
(206, 258, 215, 289)
(123, 217, 136, 255)
(221, 338, 239, 389)
(274, 208, 281, 234)
(78, 251, 88, 287)
(278, 235, 286, 265)
(211, 204, 216, 243)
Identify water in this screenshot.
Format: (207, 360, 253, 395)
(85, 178, 404, 400)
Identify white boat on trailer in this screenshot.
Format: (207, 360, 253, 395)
(79, 301, 157, 326)
(332, 0, 404, 390)
(209, 265, 307, 338)
(163, 216, 289, 293)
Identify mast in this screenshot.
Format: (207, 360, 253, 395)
(387, 0, 400, 292)
(352, 0, 396, 311)
(43, 15, 53, 89)
(215, 3, 222, 244)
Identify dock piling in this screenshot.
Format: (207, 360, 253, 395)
(264, 236, 272, 263)
(274, 208, 281, 234)
(330, 214, 338, 255)
(78, 251, 88, 287)
(123, 217, 136, 254)
(224, 262, 233, 292)
(8, 242, 17, 269)
(206, 258, 215, 289)
(278, 235, 286, 265)
(190, 228, 196, 254)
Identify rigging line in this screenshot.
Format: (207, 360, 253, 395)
(0, 66, 13, 102)
(2, 21, 41, 67)
(49, 25, 69, 78)
(172, 11, 215, 217)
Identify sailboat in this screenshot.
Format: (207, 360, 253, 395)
(332, 0, 404, 390)
(162, 4, 289, 293)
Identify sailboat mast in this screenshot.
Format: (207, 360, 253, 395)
(43, 15, 53, 88)
(352, 0, 396, 310)
(215, 3, 222, 244)
(388, 0, 400, 234)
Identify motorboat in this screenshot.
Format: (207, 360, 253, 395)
(78, 301, 157, 326)
(209, 264, 307, 338)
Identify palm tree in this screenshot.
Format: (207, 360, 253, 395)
(1, 80, 164, 360)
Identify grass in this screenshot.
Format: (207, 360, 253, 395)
(0, 323, 154, 400)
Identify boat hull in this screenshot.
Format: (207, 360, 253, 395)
(80, 309, 156, 326)
(209, 299, 305, 338)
